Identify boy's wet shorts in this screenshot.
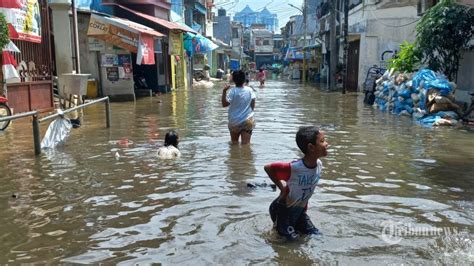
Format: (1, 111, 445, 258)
(228, 117, 255, 135)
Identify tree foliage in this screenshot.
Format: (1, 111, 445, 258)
(388, 41, 421, 73)
(0, 13, 9, 51)
(415, 0, 474, 80)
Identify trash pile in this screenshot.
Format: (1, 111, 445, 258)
(373, 69, 463, 126)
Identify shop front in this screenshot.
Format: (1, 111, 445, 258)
(169, 31, 187, 90)
(1, 0, 54, 113)
(87, 13, 163, 101)
(304, 44, 322, 82)
(183, 32, 218, 83)
(105, 4, 196, 91)
(284, 47, 312, 80)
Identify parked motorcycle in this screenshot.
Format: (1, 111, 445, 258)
(0, 96, 12, 131)
(134, 72, 149, 91)
(193, 64, 210, 82)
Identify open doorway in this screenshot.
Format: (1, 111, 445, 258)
(131, 53, 158, 95)
(347, 40, 360, 92)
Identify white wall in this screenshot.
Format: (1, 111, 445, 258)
(456, 50, 474, 103)
(349, 4, 418, 90)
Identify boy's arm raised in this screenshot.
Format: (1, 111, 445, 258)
(222, 84, 230, 107)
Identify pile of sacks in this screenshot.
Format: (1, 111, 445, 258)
(374, 69, 463, 126)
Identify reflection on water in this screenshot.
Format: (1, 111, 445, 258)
(0, 79, 473, 264)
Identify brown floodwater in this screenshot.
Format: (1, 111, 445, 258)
(0, 79, 473, 264)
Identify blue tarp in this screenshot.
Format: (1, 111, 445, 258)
(183, 32, 218, 57)
(59, 0, 110, 12)
(284, 47, 311, 61)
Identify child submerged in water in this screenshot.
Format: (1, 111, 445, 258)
(264, 126, 329, 240)
(157, 130, 181, 159)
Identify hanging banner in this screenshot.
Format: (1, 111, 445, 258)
(136, 34, 154, 65)
(0, 0, 42, 43)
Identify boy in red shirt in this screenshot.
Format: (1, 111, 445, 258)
(264, 126, 329, 240)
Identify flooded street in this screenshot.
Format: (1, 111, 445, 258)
(0, 79, 473, 264)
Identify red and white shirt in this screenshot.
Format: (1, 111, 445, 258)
(270, 159, 322, 208)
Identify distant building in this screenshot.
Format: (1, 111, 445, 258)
(231, 21, 244, 56)
(213, 8, 232, 44)
(250, 27, 274, 68)
(233, 5, 278, 32)
(273, 34, 284, 63)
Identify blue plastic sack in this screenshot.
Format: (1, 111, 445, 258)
(432, 111, 459, 120)
(412, 69, 436, 90)
(418, 115, 440, 126)
(399, 89, 411, 99)
(424, 78, 452, 96)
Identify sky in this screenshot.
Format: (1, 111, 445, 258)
(214, 0, 304, 32)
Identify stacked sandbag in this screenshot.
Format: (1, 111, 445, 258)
(373, 69, 462, 126)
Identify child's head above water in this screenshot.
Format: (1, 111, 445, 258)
(164, 130, 179, 148)
(232, 70, 246, 87)
(296, 126, 321, 155)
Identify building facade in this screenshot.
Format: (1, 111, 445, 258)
(233, 5, 278, 32)
(213, 8, 231, 45)
(250, 27, 274, 69)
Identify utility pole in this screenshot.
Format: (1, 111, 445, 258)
(71, 0, 81, 73)
(342, 0, 348, 94)
(302, 0, 307, 83)
(329, 0, 337, 90)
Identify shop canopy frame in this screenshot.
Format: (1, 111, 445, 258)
(87, 13, 164, 53)
(106, 3, 197, 34)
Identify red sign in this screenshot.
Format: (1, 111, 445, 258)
(0, 0, 42, 43)
(137, 34, 155, 65)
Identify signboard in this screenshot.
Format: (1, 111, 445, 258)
(88, 37, 105, 51)
(169, 31, 183, 55)
(88, 15, 139, 52)
(101, 54, 118, 67)
(106, 67, 119, 81)
(118, 54, 131, 66)
(0, 0, 42, 43)
(87, 16, 109, 35)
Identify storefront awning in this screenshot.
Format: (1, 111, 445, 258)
(108, 3, 197, 34)
(284, 47, 311, 61)
(87, 14, 164, 64)
(303, 43, 322, 49)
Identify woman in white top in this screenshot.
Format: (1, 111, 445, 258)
(157, 130, 181, 159)
(221, 70, 256, 145)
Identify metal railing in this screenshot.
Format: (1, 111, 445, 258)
(1, 97, 111, 155)
(0, 110, 38, 123)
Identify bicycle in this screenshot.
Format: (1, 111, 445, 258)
(0, 95, 12, 131)
(363, 65, 386, 105)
